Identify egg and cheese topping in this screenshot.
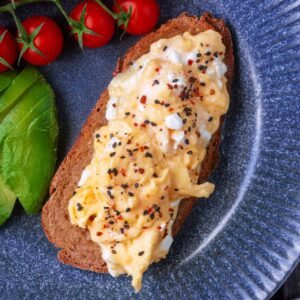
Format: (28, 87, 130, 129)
(68, 29, 229, 292)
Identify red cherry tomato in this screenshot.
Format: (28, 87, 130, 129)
(17, 16, 63, 66)
(0, 27, 18, 73)
(70, 1, 115, 48)
(113, 0, 159, 35)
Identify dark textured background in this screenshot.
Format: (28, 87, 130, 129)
(0, 1, 300, 299)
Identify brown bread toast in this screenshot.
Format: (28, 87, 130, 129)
(42, 12, 234, 273)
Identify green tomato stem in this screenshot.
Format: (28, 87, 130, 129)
(93, 0, 118, 19)
(51, 0, 73, 26)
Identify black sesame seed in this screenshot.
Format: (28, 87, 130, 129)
(145, 152, 153, 158)
(163, 46, 168, 51)
(208, 116, 213, 122)
(107, 190, 114, 199)
(120, 155, 126, 159)
(153, 173, 158, 178)
(134, 183, 139, 188)
(138, 251, 145, 256)
(154, 99, 160, 104)
(112, 142, 117, 148)
(185, 139, 190, 145)
(144, 119, 150, 124)
(198, 65, 207, 71)
(112, 250, 117, 254)
(76, 203, 83, 211)
(128, 192, 134, 197)
(150, 122, 157, 126)
(197, 52, 201, 57)
(95, 133, 100, 138)
(109, 152, 116, 157)
(153, 80, 159, 85)
(205, 51, 211, 56)
(109, 221, 114, 225)
(172, 79, 179, 83)
(187, 151, 193, 155)
(200, 82, 206, 86)
(121, 184, 128, 189)
(126, 208, 131, 212)
(120, 228, 125, 234)
(164, 103, 170, 107)
(125, 112, 130, 116)
(150, 213, 155, 219)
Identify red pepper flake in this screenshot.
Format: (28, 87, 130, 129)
(168, 107, 174, 112)
(188, 59, 193, 65)
(134, 123, 138, 127)
(169, 208, 174, 212)
(140, 95, 147, 104)
(147, 207, 153, 214)
(190, 100, 195, 105)
(155, 67, 160, 72)
(167, 83, 173, 90)
(210, 89, 215, 95)
(157, 226, 161, 230)
(89, 214, 96, 222)
(104, 224, 110, 228)
(140, 123, 146, 128)
(117, 215, 123, 220)
(96, 232, 103, 236)
(112, 70, 119, 77)
(120, 168, 126, 176)
(138, 168, 145, 174)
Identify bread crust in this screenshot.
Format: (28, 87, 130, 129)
(42, 12, 234, 273)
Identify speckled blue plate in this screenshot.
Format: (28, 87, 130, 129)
(1, 0, 300, 299)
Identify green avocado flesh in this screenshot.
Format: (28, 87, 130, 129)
(0, 67, 58, 224)
(0, 179, 16, 226)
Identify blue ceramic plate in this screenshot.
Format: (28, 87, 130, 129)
(1, 1, 300, 299)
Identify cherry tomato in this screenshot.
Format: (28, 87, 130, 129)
(113, 0, 159, 35)
(0, 27, 18, 73)
(70, 1, 115, 48)
(17, 16, 63, 66)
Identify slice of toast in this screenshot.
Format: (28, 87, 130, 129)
(42, 12, 234, 273)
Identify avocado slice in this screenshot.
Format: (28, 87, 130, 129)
(0, 67, 58, 219)
(0, 67, 41, 121)
(0, 177, 16, 226)
(0, 71, 17, 95)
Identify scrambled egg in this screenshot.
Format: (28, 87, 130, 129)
(68, 29, 229, 291)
